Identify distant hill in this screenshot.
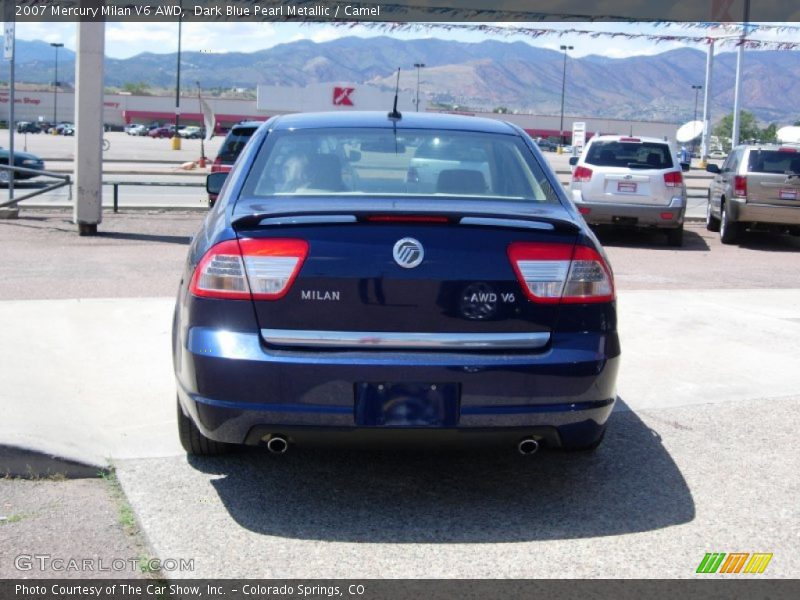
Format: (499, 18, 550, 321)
(3, 35, 800, 124)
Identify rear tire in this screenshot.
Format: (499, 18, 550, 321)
(177, 397, 232, 456)
(666, 225, 684, 247)
(705, 199, 720, 232)
(720, 202, 740, 245)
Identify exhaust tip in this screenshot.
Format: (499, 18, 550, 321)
(264, 435, 288, 454)
(517, 437, 539, 456)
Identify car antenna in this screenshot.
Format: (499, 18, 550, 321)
(388, 68, 402, 120)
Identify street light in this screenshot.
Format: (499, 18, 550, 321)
(413, 63, 425, 112)
(558, 45, 574, 150)
(50, 42, 64, 132)
(172, 11, 182, 150)
(691, 84, 703, 154)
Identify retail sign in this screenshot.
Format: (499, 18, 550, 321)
(333, 86, 354, 107)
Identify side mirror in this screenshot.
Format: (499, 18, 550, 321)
(681, 162, 691, 172)
(348, 150, 362, 162)
(705, 164, 721, 174)
(206, 172, 228, 195)
(568, 156, 578, 166)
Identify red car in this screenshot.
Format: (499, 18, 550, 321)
(148, 125, 175, 138)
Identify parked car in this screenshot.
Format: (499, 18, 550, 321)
(705, 144, 800, 244)
(16, 121, 41, 134)
(207, 120, 260, 206)
(709, 150, 728, 160)
(148, 125, 175, 138)
(55, 122, 75, 136)
(125, 124, 147, 136)
(174, 111, 619, 456)
(533, 137, 558, 152)
(0, 147, 45, 184)
(569, 135, 689, 246)
(178, 126, 204, 139)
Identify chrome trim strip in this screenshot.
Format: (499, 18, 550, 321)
(261, 329, 550, 350)
(459, 217, 555, 231)
(258, 215, 357, 226)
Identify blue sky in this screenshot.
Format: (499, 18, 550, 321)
(13, 21, 798, 59)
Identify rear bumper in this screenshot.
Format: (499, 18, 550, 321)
(571, 190, 685, 228)
(175, 326, 620, 449)
(727, 198, 800, 226)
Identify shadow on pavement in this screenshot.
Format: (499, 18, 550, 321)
(97, 231, 192, 245)
(187, 398, 694, 543)
(594, 226, 709, 251)
(735, 230, 800, 253)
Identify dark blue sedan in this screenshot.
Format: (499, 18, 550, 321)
(173, 111, 619, 456)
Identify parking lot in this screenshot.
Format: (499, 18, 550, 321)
(1, 204, 798, 577)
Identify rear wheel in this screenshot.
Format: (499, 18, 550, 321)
(666, 225, 684, 247)
(720, 202, 740, 245)
(0, 169, 12, 186)
(177, 397, 233, 455)
(705, 199, 720, 232)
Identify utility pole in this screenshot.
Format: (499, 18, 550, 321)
(558, 45, 574, 152)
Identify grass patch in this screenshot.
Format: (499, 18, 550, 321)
(100, 468, 139, 537)
(0, 513, 26, 525)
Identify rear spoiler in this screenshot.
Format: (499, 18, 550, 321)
(231, 210, 579, 233)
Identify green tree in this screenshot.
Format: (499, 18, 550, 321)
(493, 107, 510, 114)
(713, 111, 761, 144)
(760, 123, 778, 143)
(121, 81, 151, 95)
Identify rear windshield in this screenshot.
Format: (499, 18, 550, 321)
(218, 126, 258, 162)
(747, 150, 800, 174)
(240, 128, 559, 203)
(584, 140, 674, 169)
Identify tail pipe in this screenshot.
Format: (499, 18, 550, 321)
(517, 437, 540, 456)
(264, 435, 289, 454)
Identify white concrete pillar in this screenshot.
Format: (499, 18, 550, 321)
(73, 21, 105, 235)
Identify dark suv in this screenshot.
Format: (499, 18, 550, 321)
(208, 121, 261, 206)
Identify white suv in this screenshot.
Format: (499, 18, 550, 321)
(569, 135, 689, 246)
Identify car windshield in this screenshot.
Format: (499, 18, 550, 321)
(584, 140, 674, 169)
(241, 128, 559, 202)
(747, 150, 800, 174)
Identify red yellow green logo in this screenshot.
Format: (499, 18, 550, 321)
(696, 553, 773, 574)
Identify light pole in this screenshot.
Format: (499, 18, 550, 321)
(691, 84, 703, 155)
(50, 42, 64, 132)
(172, 11, 182, 150)
(413, 63, 425, 112)
(558, 45, 573, 151)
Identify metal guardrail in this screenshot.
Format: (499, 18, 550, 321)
(0, 165, 71, 208)
(108, 181, 205, 213)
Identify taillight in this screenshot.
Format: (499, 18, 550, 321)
(210, 157, 224, 173)
(664, 171, 683, 187)
(190, 238, 308, 300)
(507, 242, 614, 304)
(734, 175, 747, 197)
(572, 166, 593, 183)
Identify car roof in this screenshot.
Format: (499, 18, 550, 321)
(267, 111, 518, 135)
(589, 135, 671, 144)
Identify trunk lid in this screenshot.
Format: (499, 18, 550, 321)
(233, 203, 581, 349)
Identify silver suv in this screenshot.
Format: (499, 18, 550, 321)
(569, 135, 689, 246)
(706, 144, 800, 244)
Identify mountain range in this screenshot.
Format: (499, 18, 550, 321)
(4, 36, 800, 124)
